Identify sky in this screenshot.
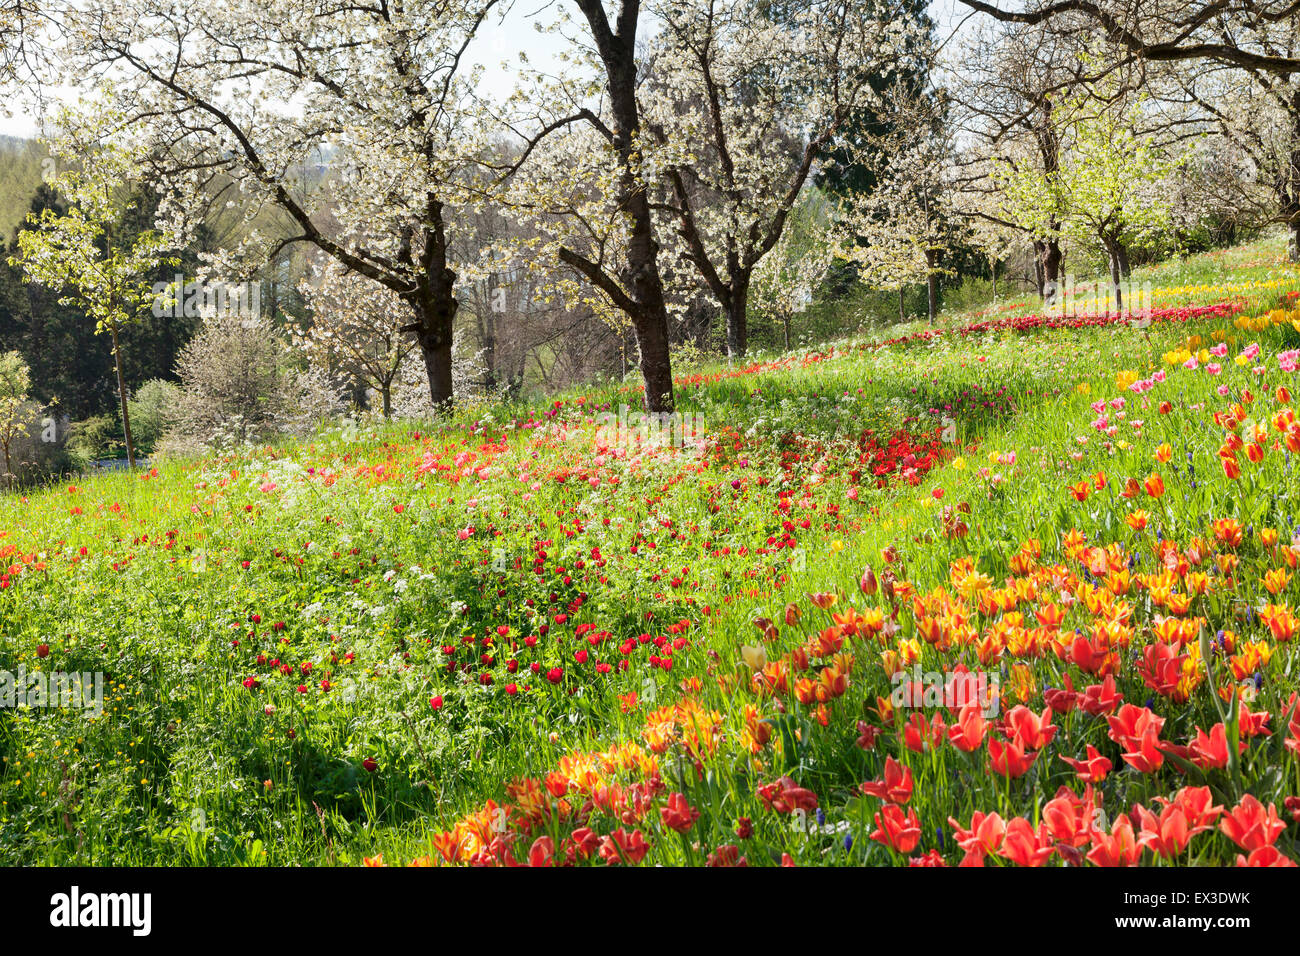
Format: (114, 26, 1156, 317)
(0, 0, 974, 139)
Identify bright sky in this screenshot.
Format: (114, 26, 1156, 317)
(0, 0, 973, 139)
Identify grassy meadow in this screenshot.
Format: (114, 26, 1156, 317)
(4, 235, 1300, 866)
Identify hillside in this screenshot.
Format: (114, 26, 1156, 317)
(2, 234, 1300, 867)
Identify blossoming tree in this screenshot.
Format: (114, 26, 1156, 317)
(640, 0, 920, 356)
(58, 0, 512, 412)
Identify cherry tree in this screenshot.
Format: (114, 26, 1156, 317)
(640, 0, 920, 357)
(296, 256, 418, 419)
(835, 87, 960, 324)
(1163, 58, 1300, 258)
(958, 0, 1300, 259)
(501, 0, 680, 413)
(997, 94, 1178, 309)
(57, 0, 512, 411)
(750, 192, 837, 349)
(0, 351, 31, 489)
(949, 18, 1093, 301)
(950, 169, 1022, 300)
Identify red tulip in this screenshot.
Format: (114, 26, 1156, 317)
(660, 792, 700, 833)
(859, 755, 914, 804)
(1060, 744, 1112, 783)
(998, 817, 1054, 866)
(870, 804, 921, 854)
(988, 738, 1037, 778)
(1219, 795, 1286, 852)
(1133, 803, 1191, 858)
(1235, 846, 1297, 867)
(1087, 813, 1142, 867)
(528, 836, 555, 867)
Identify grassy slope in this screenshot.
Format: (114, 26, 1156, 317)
(2, 234, 1300, 865)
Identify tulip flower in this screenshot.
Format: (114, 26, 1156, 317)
(1060, 745, 1112, 783)
(998, 817, 1054, 867)
(1133, 803, 1191, 858)
(988, 737, 1037, 778)
(660, 792, 701, 833)
(1087, 813, 1142, 867)
(1219, 795, 1286, 852)
(870, 804, 921, 855)
(859, 755, 914, 804)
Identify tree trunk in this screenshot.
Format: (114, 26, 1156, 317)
(782, 311, 791, 351)
(725, 279, 749, 359)
(572, 0, 675, 414)
(990, 255, 998, 300)
(1287, 89, 1300, 263)
(1115, 242, 1131, 279)
(899, 286, 905, 323)
(1106, 243, 1125, 312)
(633, 312, 675, 415)
(482, 299, 497, 392)
(418, 329, 454, 410)
(108, 318, 136, 468)
(1039, 237, 1062, 304)
(617, 181, 675, 413)
(925, 249, 940, 325)
(381, 382, 393, 419)
(407, 234, 458, 412)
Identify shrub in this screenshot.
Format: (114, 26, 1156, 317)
(67, 413, 125, 463)
(168, 315, 342, 450)
(127, 379, 182, 455)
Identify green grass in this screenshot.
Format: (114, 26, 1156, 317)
(3, 233, 1300, 866)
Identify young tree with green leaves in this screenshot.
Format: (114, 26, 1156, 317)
(997, 95, 1178, 310)
(10, 115, 178, 468)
